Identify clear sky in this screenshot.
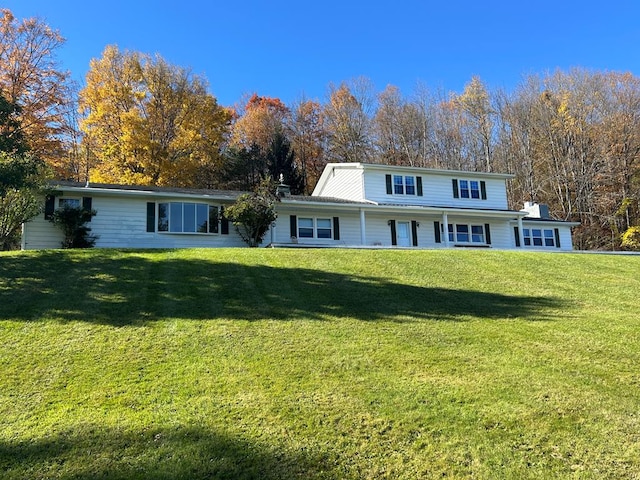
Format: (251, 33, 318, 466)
(4, 0, 639, 107)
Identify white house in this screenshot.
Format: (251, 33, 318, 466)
(21, 162, 578, 251)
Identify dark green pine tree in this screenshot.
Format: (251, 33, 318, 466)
(266, 131, 304, 195)
(0, 94, 28, 155)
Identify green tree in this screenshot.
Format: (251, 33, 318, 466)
(0, 151, 48, 250)
(225, 178, 278, 247)
(266, 131, 304, 195)
(0, 93, 27, 154)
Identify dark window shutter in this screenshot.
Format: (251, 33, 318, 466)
(434, 221, 441, 244)
(554, 228, 561, 248)
(452, 179, 459, 198)
(82, 197, 93, 222)
(290, 215, 297, 237)
(44, 195, 55, 220)
(390, 220, 397, 246)
(416, 176, 423, 196)
(485, 223, 491, 245)
(480, 181, 487, 200)
(220, 206, 229, 234)
(411, 220, 418, 247)
(514, 226, 521, 247)
(385, 174, 392, 194)
(146, 202, 155, 232)
(333, 217, 340, 240)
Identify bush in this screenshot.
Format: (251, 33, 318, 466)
(621, 226, 640, 251)
(50, 205, 98, 248)
(225, 178, 278, 247)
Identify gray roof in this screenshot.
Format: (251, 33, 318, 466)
(50, 180, 246, 199)
(282, 195, 371, 205)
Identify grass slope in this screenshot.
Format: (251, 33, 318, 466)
(0, 248, 639, 479)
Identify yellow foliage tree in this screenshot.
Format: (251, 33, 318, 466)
(0, 9, 74, 176)
(79, 45, 232, 187)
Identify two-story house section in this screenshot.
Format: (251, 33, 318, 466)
(295, 162, 578, 250)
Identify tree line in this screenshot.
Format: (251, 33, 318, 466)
(2, 9, 640, 250)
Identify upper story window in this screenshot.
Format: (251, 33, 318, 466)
(386, 174, 423, 196)
(157, 202, 219, 234)
(452, 179, 487, 200)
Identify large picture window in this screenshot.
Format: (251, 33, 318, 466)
(158, 202, 219, 234)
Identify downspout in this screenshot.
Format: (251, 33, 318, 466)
(360, 208, 366, 245)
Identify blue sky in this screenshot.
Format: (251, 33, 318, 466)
(5, 1, 639, 107)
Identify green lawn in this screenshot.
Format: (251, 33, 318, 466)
(1, 248, 639, 479)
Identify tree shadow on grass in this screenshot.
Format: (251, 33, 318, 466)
(0, 250, 566, 325)
(0, 425, 330, 480)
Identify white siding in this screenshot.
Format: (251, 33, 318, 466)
(363, 169, 509, 210)
(314, 166, 364, 201)
(23, 193, 246, 250)
(271, 206, 362, 246)
(519, 222, 575, 251)
(22, 214, 63, 249)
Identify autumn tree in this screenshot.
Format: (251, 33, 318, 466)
(230, 94, 289, 152)
(79, 45, 232, 187)
(0, 9, 75, 176)
(374, 85, 433, 167)
(324, 78, 375, 163)
(226, 94, 304, 191)
(287, 98, 326, 193)
(454, 76, 495, 172)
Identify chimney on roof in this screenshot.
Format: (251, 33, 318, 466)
(522, 201, 550, 219)
(276, 174, 290, 197)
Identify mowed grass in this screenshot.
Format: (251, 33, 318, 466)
(0, 248, 639, 479)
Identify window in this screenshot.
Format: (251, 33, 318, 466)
(523, 228, 557, 247)
(393, 175, 416, 195)
(59, 198, 80, 208)
(298, 218, 314, 238)
(393, 175, 404, 194)
(453, 179, 486, 200)
(316, 218, 332, 238)
(157, 202, 218, 233)
(448, 223, 486, 244)
(387, 174, 422, 196)
(298, 217, 333, 239)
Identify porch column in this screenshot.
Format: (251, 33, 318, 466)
(442, 212, 449, 248)
(517, 216, 524, 248)
(360, 208, 366, 245)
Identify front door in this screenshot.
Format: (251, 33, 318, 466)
(397, 221, 411, 247)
